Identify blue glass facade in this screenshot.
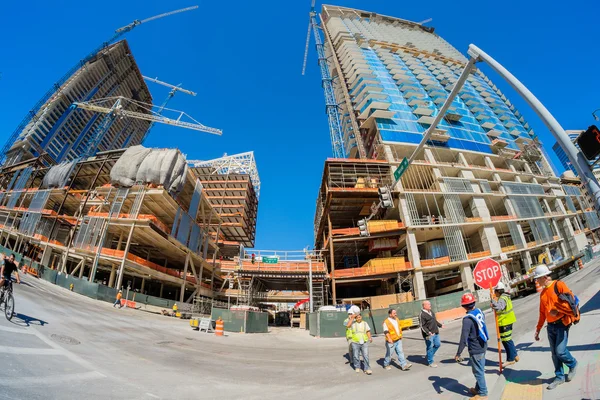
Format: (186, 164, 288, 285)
(324, 12, 535, 159)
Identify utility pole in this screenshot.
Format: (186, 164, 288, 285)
(308, 252, 313, 312)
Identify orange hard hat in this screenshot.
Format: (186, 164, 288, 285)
(460, 293, 476, 306)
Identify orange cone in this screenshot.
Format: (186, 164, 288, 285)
(535, 279, 543, 293)
(215, 317, 224, 336)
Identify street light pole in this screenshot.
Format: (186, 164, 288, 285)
(468, 44, 600, 212)
(308, 251, 313, 312)
(592, 108, 600, 121)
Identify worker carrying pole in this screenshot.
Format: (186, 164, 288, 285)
(490, 282, 519, 367)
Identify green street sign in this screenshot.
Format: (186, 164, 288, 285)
(262, 256, 279, 264)
(393, 157, 409, 181)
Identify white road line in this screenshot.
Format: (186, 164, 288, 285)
(0, 371, 104, 387)
(0, 325, 35, 334)
(0, 346, 60, 355)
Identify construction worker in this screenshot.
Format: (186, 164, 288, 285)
(383, 308, 412, 371)
(491, 282, 518, 367)
(419, 300, 444, 368)
(343, 308, 355, 368)
(534, 264, 578, 390)
(113, 290, 123, 308)
(173, 303, 178, 316)
(346, 312, 373, 375)
(455, 293, 489, 400)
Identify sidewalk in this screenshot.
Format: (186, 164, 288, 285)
(490, 264, 600, 400)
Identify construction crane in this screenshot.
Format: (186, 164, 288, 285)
(0, 5, 198, 165)
(142, 76, 197, 143)
(301, 1, 347, 159)
(71, 96, 222, 159)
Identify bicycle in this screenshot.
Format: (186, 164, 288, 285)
(0, 278, 16, 321)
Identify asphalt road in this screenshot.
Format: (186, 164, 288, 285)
(0, 261, 598, 400)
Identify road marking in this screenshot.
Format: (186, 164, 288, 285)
(501, 380, 543, 400)
(0, 325, 35, 334)
(0, 371, 104, 387)
(0, 345, 60, 355)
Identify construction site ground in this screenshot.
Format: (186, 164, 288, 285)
(1, 261, 599, 400)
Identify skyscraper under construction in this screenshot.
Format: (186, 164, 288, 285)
(3, 40, 151, 166)
(313, 5, 599, 303)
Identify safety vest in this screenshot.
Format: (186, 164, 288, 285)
(496, 294, 516, 327)
(344, 318, 352, 340)
(351, 321, 369, 343)
(384, 317, 403, 341)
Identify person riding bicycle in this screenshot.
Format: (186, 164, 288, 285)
(0, 254, 21, 289)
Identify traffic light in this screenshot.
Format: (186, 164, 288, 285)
(576, 125, 600, 160)
(358, 219, 369, 237)
(378, 186, 393, 208)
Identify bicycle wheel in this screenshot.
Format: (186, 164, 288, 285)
(4, 292, 14, 321)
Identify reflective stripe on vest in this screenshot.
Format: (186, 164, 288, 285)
(384, 318, 402, 341)
(351, 321, 369, 343)
(497, 294, 516, 327)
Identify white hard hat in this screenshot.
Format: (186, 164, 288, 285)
(348, 305, 360, 315)
(533, 264, 551, 279)
(495, 282, 506, 291)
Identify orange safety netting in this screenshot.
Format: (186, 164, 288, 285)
(467, 250, 491, 260)
(333, 257, 412, 278)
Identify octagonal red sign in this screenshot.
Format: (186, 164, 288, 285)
(473, 258, 501, 289)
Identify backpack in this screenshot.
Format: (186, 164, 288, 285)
(554, 280, 580, 325)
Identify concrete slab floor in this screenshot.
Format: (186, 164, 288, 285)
(0, 260, 598, 400)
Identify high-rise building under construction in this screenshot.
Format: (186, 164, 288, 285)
(313, 5, 599, 303)
(3, 40, 151, 166)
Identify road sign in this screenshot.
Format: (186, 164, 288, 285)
(262, 256, 279, 264)
(473, 258, 501, 289)
(393, 157, 409, 181)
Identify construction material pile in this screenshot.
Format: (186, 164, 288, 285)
(110, 145, 188, 193)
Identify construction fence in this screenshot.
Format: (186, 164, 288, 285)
(308, 290, 491, 338)
(211, 307, 268, 333)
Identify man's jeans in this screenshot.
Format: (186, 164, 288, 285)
(347, 339, 354, 366)
(384, 340, 407, 368)
(425, 333, 441, 365)
(351, 342, 370, 370)
(470, 353, 488, 396)
(547, 322, 577, 380)
(502, 339, 518, 362)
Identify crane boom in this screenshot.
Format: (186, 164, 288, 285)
(0, 6, 198, 165)
(143, 76, 197, 96)
(72, 97, 222, 136)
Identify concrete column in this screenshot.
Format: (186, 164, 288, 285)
(479, 225, 502, 255)
(493, 173, 502, 184)
(542, 199, 552, 215)
(115, 223, 135, 290)
(423, 148, 436, 164)
(458, 152, 469, 166)
(141, 278, 145, 293)
(521, 251, 533, 272)
(514, 175, 522, 183)
(504, 198, 517, 217)
(40, 245, 52, 267)
(413, 270, 426, 300)
(405, 231, 421, 268)
(515, 223, 528, 248)
(383, 145, 395, 163)
(460, 265, 475, 292)
(79, 261, 85, 279)
(523, 163, 533, 174)
(470, 197, 491, 221)
(398, 196, 412, 226)
(116, 231, 125, 251)
(484, 157, 495, 170)
(108, 265, 117, 288)
(159, 283, 164, 298)
(180, 252, 190, 303)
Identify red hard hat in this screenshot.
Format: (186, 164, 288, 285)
(460, 293, 476, 306)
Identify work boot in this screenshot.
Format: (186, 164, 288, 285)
(383, 366, 392, 370)
(503, 360, 516, 367)
(471, 396, 488, 400)
(365, 370, 372, 375)
(469, 387, 478, 396)
(566, 363, 578, 382)
(401, 363, 412, 371)
(355, 368, 361, 373)
(515, 355, 520, 363)
(547, 379, 565, 390)
(428, 363, 438, 368)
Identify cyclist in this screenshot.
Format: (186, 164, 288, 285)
(0, 254, 21, 290)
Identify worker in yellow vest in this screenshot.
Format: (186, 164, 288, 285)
(343, 308, 356, 368)
(491, 282, 518, 367)
(383, 308, 412, 371)
(173, 303, 178, 317)
(346, 312, 372, 375)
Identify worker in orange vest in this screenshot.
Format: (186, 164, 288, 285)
(382, 309, 412, 371)
(113, 290, 123, 308)
(534, 265, 579, 390)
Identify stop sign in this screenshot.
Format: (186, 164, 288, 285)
(473, 258, 502, 289)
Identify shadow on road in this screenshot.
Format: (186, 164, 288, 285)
(10, 313, 48, 327)
(428, 376, 471, 396)
(580, 290, 600, 315)
(407, 354, 429, 366)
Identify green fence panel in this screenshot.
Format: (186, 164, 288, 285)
(42, 268, 57, 284)
(211, 308, 245, 332)
(132, 293, 173, 309)
(97, 284, 118, 303)
(366, 308, 388, 335)
(433, 291, 466, 312)
(318, 311, 347, 338)
(308, 312, 318, 336)
(245, 311, 268, 333)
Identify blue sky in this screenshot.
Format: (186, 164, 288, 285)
(1, 0, 599, 251)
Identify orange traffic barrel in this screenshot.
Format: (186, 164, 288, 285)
(535, 279, 543, 293)
(578, 259, 583, 270)
(215, 317, 224, 336)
